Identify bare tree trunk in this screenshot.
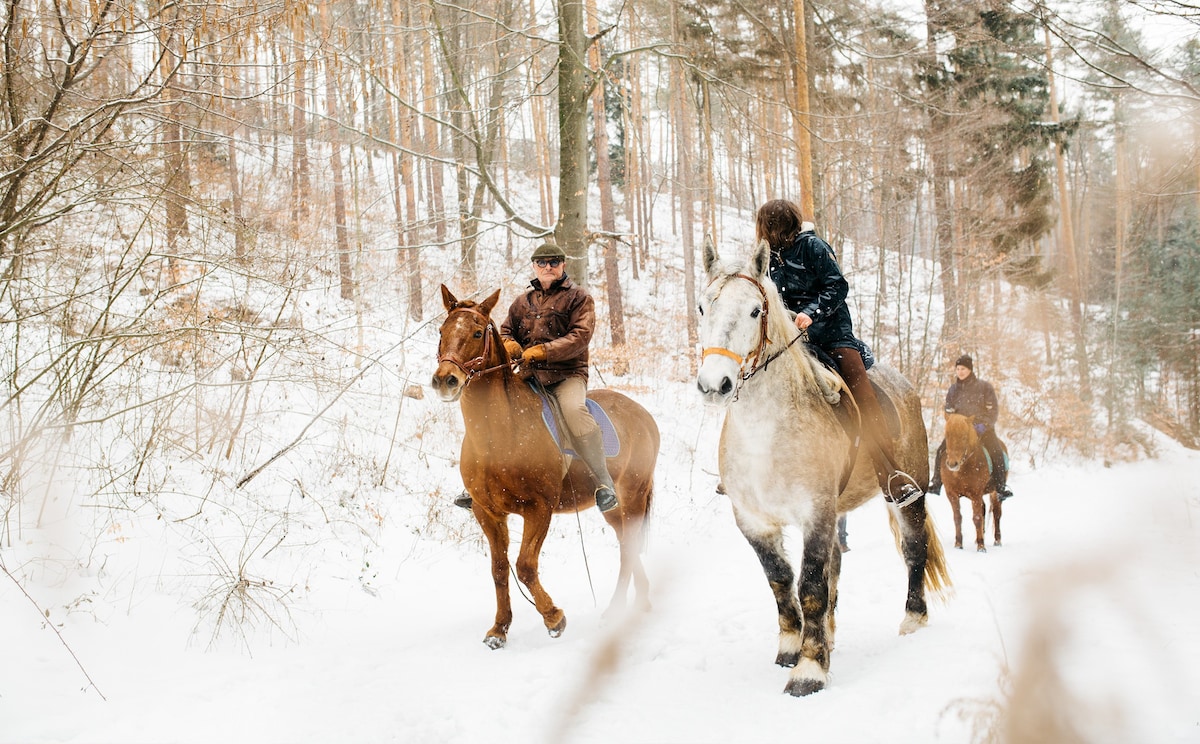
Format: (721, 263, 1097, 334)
(701, 78, 717, 240)
(1045, 27, 1091, 401)
(531, 0, 555, 231)
(159, 5, 189, 284)
(556, 0, 590, 285)
(792, 0, 815, 218)
(392, 0, 421, 320)
(323, 41, 354, 301)
(1112, 100, 1128, 400)
(228, 123, 247, 263)
(671, 4, 698, 367)
(922, 1, 960, 350)
(290, 26, 310, 235)
(587, 0, 627, 373)
(420, 5, 446, 246)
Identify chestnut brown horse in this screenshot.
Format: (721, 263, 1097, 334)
(942, 413, 1005, 552)
(430, 285, 660, 649)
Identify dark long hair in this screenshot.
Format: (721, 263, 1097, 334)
(755, 199, 806, 252)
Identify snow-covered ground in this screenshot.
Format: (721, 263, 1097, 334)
(4, 368, 1199, 743)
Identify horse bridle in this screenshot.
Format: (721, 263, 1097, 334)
(437, 305, 510, 384)
(702, 273, 803, 387)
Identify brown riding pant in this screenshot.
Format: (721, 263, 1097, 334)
(831, 347, 903, 491)
(547, 375, 599, 439)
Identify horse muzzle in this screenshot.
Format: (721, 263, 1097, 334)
(431, 361, 467, 402)
(696, 356, 738, 406)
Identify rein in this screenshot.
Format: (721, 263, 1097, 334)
(701, 273, 804, 395)
(437, 305, 513, 384)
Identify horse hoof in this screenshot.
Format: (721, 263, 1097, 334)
(483, 635, 506, 650)
(547, 616, 567, 638)
(994, 540, 1002, 547)
(899, 612, 928, 636)
(783, 660, 827, 696)
(775, 651, 799, 668)
(784, 678, 825, 696)
(976, 546, 987, 553)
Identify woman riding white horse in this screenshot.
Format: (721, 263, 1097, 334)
(696, 235, 950, 696)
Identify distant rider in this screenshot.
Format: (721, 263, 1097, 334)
(928, 354, 1014, 501)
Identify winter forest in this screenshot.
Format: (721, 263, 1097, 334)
(2, 0, 1200, 739)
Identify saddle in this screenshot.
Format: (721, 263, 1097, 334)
(807, 343, 902, 439)
(527, 380, 621, 457)
(807, 344, 906, 495)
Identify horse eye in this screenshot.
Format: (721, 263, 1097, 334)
(473, 330, 483, 339)
(750, 307, 761, 319)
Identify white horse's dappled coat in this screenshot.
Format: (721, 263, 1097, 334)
(696, 237, 950, 696)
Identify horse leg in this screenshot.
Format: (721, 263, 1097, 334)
(475, 510, 513, 649)
(828, 531, 842, 651)
(604, 486, 651, 616)
(783, 517, 837, 697)
(514, 508, 566, 637)
(891, 497, 932, 634)
(990, 492, 1003, 547)
(947, 492, 964, 550)
(971, 495, 987, 553)
(734, 512, 804, 669)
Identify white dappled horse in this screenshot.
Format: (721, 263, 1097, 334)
(696, 236, 951, 696)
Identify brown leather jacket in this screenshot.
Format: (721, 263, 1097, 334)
(500, 275, 594, 385)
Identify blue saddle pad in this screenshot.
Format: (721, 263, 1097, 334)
(536, 393, 620, 458)
(981, 448, 1009, 475)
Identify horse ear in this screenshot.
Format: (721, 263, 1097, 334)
(441, 284, 458, 311)
(479, 289, 501, 317)
(702, 234, 719, 277)
(750, 239, 771, 280)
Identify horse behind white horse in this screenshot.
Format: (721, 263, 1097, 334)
(696, 236, 950, 696)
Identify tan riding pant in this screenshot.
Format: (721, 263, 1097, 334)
(547, 376, 598, 439)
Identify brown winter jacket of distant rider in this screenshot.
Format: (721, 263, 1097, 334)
(500, 274, 594, 386)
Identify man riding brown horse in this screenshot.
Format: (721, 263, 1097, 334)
(453, 242, 618, 513)
(929, 354, 1014, 501)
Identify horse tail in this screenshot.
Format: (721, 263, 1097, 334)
(920, 509, 953, 599)
(886, 506, 953, 601)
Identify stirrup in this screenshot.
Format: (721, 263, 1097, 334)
(595, 485, 618, 513)
(997, 486, 1013, 502)
(885, 472, 924, 508)
(453, 491, 473, 510)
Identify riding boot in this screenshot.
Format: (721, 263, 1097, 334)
(989, 448, 1014, 501)
(453, 490, 473, 510)
(575, 429, 619, 512)
(832, 347, 924, 508)
(928, 441, 946, 495)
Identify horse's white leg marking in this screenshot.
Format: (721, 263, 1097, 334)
(899, 611, 928, 635)
(777, 630, 805, 667)
(784, 658, 829, 697)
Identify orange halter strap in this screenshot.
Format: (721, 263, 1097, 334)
(700, 273, 773, 378)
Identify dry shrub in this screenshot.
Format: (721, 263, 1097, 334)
(950, 546, 1188, 744)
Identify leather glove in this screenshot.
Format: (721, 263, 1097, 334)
(974, 423, 986, 434)
(521, 345, 547, 365)
(503, 340, 523, 359)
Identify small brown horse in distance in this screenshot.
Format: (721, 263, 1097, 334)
(942, 413, 1005, 552)
(430, 285, 660, 649)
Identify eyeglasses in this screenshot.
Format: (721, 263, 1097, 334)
(535, 258, 564, 268)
